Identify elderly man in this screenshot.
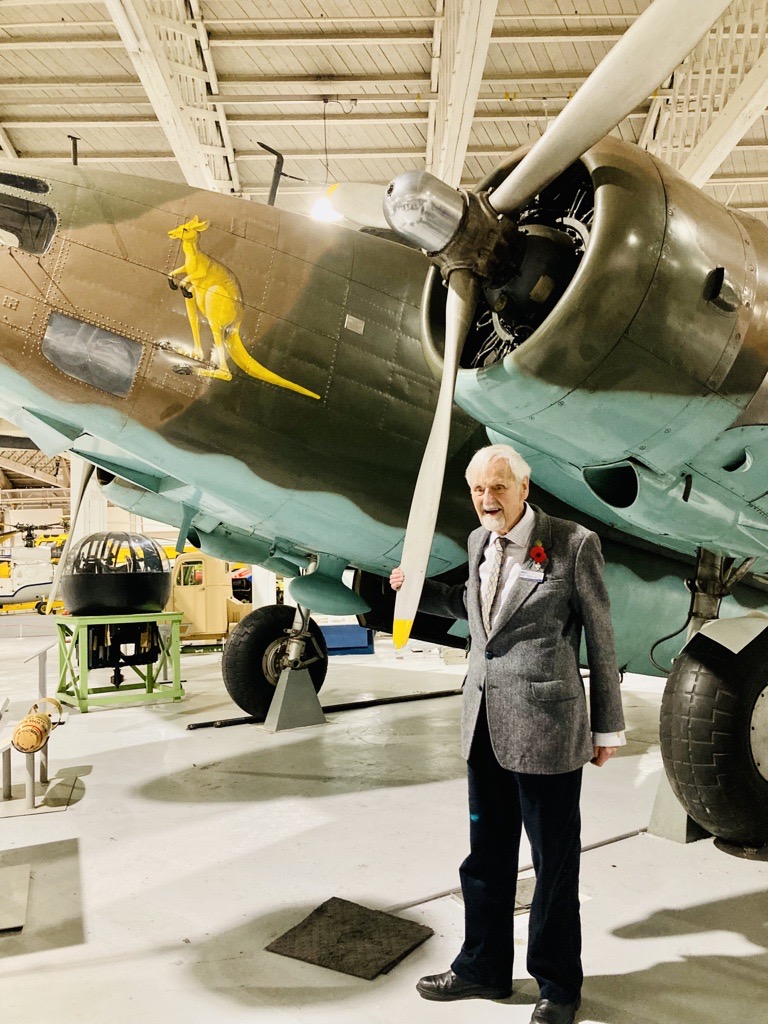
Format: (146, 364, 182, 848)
(390, 443, 625, 1024)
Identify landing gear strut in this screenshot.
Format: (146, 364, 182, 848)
(658, 549, 768, 846)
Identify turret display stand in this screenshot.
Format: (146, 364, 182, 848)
(55, 611, 184, 712)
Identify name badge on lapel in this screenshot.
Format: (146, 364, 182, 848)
(519, 568, 545, 581)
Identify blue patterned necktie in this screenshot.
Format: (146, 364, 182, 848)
(481, 536, 508, 634)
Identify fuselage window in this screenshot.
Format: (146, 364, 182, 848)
(0, 173, 50, 195)
(42, 313, 142, 398)
(0, 192, 57, 254)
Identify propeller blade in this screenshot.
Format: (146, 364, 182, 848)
(393, 268, 479, 649)
(45, 462, 95, 614)
(325, 182, 390, 229)
(489, 0, 733, 215)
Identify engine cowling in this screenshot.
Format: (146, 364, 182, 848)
(421, 136, 768, 559)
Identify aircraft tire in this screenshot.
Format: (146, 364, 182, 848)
(35, 601, 47, 615)
(222, 604, 328, 719)
(659, 633, 768, 846)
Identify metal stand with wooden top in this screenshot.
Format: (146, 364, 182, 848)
(55, 611, 184, 712)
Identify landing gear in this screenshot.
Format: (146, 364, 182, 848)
(222, 604, 328, 719)
(35, 600, 47, 615)
(658, 549, 768, 845)
(661, 635, 768, 844)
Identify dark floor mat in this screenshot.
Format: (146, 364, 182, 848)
(265, 897, 434, 980)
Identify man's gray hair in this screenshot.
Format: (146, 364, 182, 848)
(465, 443, 531, 485)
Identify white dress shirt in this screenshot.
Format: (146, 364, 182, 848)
(479, 503, 625, 750)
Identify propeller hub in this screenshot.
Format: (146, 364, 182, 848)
(383, 170, 466, 252)
(385, 171, 522, 286)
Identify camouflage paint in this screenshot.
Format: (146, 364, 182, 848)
(3, 146, 768, 633)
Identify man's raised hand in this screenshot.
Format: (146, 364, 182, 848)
(390, 567, 405, 591)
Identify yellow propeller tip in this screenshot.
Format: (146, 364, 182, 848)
(325, 182, 340, 196)
(392, 619, 413, 649)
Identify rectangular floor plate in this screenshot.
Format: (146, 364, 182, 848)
(0, 864, 31, 933)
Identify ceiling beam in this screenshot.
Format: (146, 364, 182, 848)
(103, 0, 217, 190)
(184, 14, 629, 26)
(0, 93, 150, 107)
(14, 27, 760, 48)
(0, 71, 704, 99)
(217, 73, 573, 91)
(187, 0, 240, 193)
(203, 29, 621, 47)
(680, 45, 768, 186)
(203, 26, 768, 45)
(2, 115, 161, 127)
(0, 0, 86, 5)
(424, 0, 443, 169)
(0, 125, 18, 159)
(0, 19, 113, 28)
(429, 0, 499, 185)
(0, 77, 139, 90)
(708, 173, 768, 184)
(0, 36, 124, 50)
(0, 455, 63, 487)
(210, 31, 432, 47)
(0, 89, 653, 108)
(0, 110, 652, 128)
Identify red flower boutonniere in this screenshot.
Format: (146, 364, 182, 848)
(529, 540, 548, 565)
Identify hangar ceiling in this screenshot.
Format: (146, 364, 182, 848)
(0, 423, 70, 510)
(0, 0, 767, 222)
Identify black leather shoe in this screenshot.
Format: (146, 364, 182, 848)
(416, 969, 511, 1001)
(530, 996, 581, 1024)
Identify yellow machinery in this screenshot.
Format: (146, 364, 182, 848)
(169, 551, 251, 642)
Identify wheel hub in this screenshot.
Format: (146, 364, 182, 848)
(750, 684, 768, 782)
(262, 636, 289, 687)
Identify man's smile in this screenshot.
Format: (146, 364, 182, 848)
(470, 456, 529, 532)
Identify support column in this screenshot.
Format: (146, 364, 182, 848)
(68, 455, 107, 541)
(251, 566, 277, 608)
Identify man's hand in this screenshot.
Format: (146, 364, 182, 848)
(590, 746, 618, 767)
(390, 566, 405, 591)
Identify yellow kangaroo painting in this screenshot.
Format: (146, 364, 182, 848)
(167, 216, 320, 399)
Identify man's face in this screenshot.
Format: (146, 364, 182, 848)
(469, 459, 529, 534)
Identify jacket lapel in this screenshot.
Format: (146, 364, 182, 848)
(489, 506, 552, 637)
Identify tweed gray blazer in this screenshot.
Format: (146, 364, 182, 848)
(421, 505, 625, 774)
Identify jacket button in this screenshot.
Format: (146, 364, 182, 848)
(485, 651, 494, 660)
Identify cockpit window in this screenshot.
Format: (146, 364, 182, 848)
(0, 172, 50, 195)
(42, 313, 142, 397)
(0, 192, 57, 254)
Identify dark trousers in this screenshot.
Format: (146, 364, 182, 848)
(451, 699, 583, 1003)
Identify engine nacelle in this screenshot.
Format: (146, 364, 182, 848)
(428, 137, 766, 463)
(420, 136, 768, 558)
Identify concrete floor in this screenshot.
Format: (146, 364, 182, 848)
(1, 613, 767, 1024)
